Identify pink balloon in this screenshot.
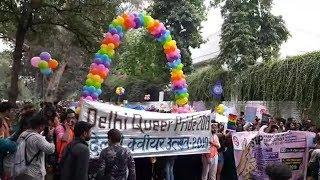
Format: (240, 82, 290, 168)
(90, 63, 98, 69)
(98, 64, 106, 70)
(30, 57, 41, 67)
(85, 96, 93, 101)
(173, 79, 186, 87)
(113, 34, 120, 41)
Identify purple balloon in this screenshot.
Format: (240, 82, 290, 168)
(39, 52, 51, 61)
(92, 96, 98, 101)
(83, 90, 90, 97)
(91, 92, 99, 99)
(109, 28, 118, 34)
(94, 58, 102, 64)
(103, 61, 111, 68)
(134, 18, 141, 29)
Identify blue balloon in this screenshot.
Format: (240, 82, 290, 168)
(168, 59, 181, 69)
(41, 68, 52, 76)
(108, 24, 115, 30)
(95, 53, 110, 62)
(83, 86, 90, 92)
(138, 13, 145, 27)
(88, 86, 96, 94)
(175, 88, 188, 94)
(96, 88, 102, 95)
(157, 30, 170, 43)
(155, 29, 167, 39)
(115, 25, 123, 34)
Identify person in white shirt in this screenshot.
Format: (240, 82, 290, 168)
(15, 113, 55, 180)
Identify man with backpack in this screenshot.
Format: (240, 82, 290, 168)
(13, 113, 55, 180)
(60, 121, 94, 180)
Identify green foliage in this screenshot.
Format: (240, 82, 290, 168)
(102, 75, 164, 102)
(236, 51, 320, 108)
(188, 65, 234, 102)
(213, 0, 289, 71)
(114, 29, 169, 83)
(149, 0, 207, 72)
(0, 51, 11, 99)
(0, 51, 34, 100)
(189, 51, 320, 116)
(0, 0, 120, 102)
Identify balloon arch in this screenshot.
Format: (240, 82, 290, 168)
(81, 12, 190, 113)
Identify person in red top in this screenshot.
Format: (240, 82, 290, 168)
(55, 109, 76, 161)
(202, 123, 221, 180)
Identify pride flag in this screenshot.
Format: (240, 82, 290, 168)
(227, 114, 237, 130)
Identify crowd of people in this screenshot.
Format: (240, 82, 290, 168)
(0, 101, 136, 180)
(1, 100, 320, 180)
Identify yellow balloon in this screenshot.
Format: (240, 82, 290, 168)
(106, 49, 115, 57)
(92, 74, 101, 82)
(87, 73, 94, 79)
(176, 97, 188, 106)
(163, 40, 176, 49)
(215, 104, 225, 115)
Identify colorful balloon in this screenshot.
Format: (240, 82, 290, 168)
(31, 52, 59, 77)
(30, 57, 41, 67)
(48, 59, 59, 69)
(39, 52, 51, 61)
(81, 12, 189, 109)
(38, 60, 48, 69)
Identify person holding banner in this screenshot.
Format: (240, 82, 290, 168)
(201, 123, 220, 180)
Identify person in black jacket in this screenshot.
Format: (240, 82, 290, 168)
(60, 121, 94, 180)
(97, 129, 136, 180)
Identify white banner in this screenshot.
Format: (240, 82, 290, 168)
(80, 100, 212, 158)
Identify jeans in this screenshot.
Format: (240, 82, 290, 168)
(201, 155, 218, 180)
(165, 156, 176, 180)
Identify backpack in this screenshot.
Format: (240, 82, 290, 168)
(12, 133, 41, 177)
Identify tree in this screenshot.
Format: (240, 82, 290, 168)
(0, 0, 118, 103)
(100, 28, 170, 102)
(149, 0, 207, 73)
(0, 51, 33, 101)
(114, 29, 169, 83)
(213, 0, 289, 71)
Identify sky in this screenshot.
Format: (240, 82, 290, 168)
(191, 0, 320, 63)
(1, 1, 320, 64)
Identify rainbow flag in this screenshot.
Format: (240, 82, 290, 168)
(227, 114, 237, 130)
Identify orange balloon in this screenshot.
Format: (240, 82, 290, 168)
(99, 71, 107, 79)
(48, 59, 59, 70)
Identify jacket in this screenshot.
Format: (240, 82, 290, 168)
(60, 138, 90, 180)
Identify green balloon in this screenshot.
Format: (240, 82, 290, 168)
(85, 78, 94, 86)
(177, 63, 184, 70)
(93, 81, 101, 88)
(175, 93, 189, 100)
(38, 60, 48, 69)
